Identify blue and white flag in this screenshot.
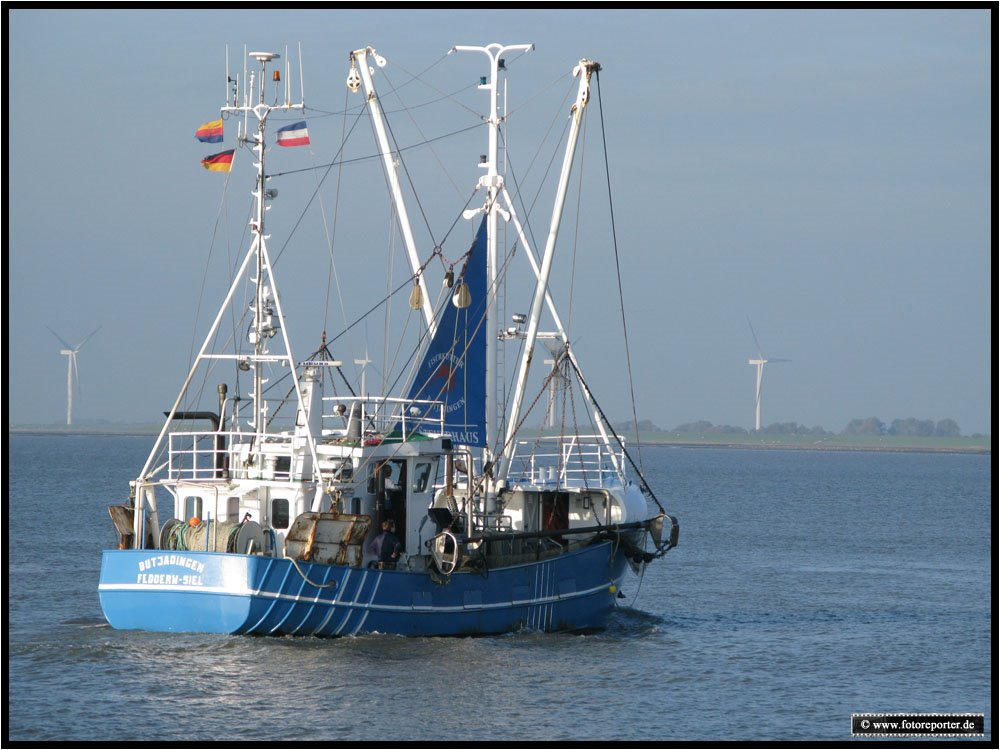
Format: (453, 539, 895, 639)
(276, 121, 310, 147)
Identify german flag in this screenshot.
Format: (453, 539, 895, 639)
(201, 149, 235, 173)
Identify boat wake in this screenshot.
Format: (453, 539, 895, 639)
(62, 617, 110, 628)
(606, 606, 666, 637)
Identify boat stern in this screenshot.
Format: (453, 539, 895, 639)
(99, 549, 256, 634)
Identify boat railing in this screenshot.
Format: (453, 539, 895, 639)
(321, 395, 445, 438)
(165, 396, 447, 482)
(506, 435, 625, 489)
(166, 430, 304, 483)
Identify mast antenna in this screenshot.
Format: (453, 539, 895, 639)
(299, 42, 306, 106)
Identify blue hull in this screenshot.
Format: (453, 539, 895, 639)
(98, 542, 629, 636)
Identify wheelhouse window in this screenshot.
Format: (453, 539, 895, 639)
(368, 460, 406, 493)
(412, 459, 439, 493)
(270, 498, 290, 529)
(184, 496, 203, 521)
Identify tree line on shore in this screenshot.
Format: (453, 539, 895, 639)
(614, 417, 980, 438)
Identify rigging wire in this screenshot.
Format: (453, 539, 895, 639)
(382, 201, 401, 396)
(318, 90, 353, 357)
(266, 123, 482, 181)
(179, 172, 257, 437)
(377, 57, 481, 201)
(188, 169, 236, 372)
(498, 77, 577, 249)
(270, 108, 366, 267)
(502, 65, 571, 122)
(262, 190, 478, 430)
(594, 69, 644, 478)
(217, 91, 475, 429)
(369, 63, 481, 253)
(492, 104, 574, 435)
(564, 353, 666, 514)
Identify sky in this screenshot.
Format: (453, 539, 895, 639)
(7, 7, 993, 436)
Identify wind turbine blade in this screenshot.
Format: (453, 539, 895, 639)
(746, 315, 764, 358)
(769, 358, 792, 363)
(46, 326, 74, 350)
(76, 325, 102, 350)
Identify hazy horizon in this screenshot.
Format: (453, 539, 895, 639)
(7, 414, 989, 439)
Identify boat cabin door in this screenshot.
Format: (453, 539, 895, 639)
(372, 459, 407, 550)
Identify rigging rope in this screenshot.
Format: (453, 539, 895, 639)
(594, 69, 645, 479)
(290, 557, 340, 588)
(564, 354, 666, 515)
(265, 123, 482, 181)
(270, 108, 366, 267)
(321, 89, 353, 356)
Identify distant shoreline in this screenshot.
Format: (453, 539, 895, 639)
(632, 433, 991, 454)
(8, 425, 991, 454)
(636, 439, 991, 455)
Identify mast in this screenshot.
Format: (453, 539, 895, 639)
(452, 43, 532, 508)
(499, 59, 600, 482)
(496, 191, 622, 479)
(347, 47, 436, 336)
(133, 49, 327, 544)
(248, 54, 272, 433)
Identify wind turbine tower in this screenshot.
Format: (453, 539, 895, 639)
(47, 326, 101, 425)
(746, 317, 790, 432)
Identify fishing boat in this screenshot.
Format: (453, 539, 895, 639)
(98, 42, 678, 636)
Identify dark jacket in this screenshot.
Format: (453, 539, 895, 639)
(368, 530, 402, 563)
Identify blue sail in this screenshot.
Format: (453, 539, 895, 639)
(404, 218, 487, 446)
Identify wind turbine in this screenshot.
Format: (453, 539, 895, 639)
(746, 317, 790, 432)
(542, 339, 570, 428)
(47, 325, 101, 426)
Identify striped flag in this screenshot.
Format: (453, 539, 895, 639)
(276, 121, 310, 147)
(201, 149, 235, 173)
(194, 118, 224, 143)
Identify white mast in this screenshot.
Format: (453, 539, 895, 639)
(499, 58, 600, 481)
(452, 43, 532, 504)
(135, 49, 326, 524)
(495, 188, 622, 479)
(347, 47, 436, 336)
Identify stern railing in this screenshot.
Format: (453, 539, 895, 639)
(506, 435, 625, 489)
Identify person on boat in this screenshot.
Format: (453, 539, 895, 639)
(379, 461, 395, 489)
(368, 519, 402, 569)
(368, 461, 394, 494)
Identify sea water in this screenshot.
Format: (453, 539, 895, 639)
(6, 433, 992, 742)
